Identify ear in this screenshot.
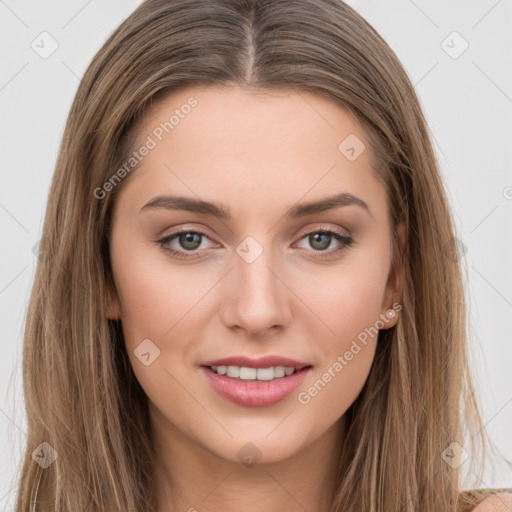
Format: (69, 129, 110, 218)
(380, 220, 406, 328)
(104, 281, 121, 321)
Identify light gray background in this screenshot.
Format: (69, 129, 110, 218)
(1, 0, 511, 508)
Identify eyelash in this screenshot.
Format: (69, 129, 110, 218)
(156, 227, 353, 260)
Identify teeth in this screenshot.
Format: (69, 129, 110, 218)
(210, 365, 298, 380)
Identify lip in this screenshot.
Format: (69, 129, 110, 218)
(201, 355, 311, 370)
(200, 365, 312, 408)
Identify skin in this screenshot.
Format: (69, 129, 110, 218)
(473, 493, 512, 511)
(107, 85, 405, 512)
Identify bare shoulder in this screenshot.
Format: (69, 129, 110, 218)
(472, 492, 512, 511)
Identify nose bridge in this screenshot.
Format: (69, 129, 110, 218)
(222, 234, 290, 334)
(235, 234, 281, 302)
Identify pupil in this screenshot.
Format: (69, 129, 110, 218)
(310, 233, 330, 251)
(181, 232, 201, 250)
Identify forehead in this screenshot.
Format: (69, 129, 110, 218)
(117, 85, 387, 220)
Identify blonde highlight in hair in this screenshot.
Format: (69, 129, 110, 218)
(16, 0, 488, 510)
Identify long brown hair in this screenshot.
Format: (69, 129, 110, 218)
(16, 0, 489, 510)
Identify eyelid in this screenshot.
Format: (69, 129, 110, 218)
(295, 223, 351, 239)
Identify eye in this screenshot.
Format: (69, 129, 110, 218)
(156, 229, 216, 259)
(295, 228, 353, 258)
(156, 226, 354, 260)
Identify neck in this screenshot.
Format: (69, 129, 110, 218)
(150, 404, 346, 512)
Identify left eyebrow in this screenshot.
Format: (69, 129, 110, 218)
(139, 192, 373, 219)
(285, 192, 373, 219)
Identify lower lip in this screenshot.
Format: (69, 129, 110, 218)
(200, 366, 312, 408)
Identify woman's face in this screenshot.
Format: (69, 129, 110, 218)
(108, 85, 403, 464)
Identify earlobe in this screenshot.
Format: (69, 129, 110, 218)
(381, 305, 400, 330)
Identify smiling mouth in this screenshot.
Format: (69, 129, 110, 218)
(200, 365, 314, 407)
(203, 364, 313, 382)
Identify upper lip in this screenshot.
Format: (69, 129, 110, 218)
(201, 355, 312, 370)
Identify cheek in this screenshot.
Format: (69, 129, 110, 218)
(303, 263, 388, 347)
(115, 267, 171, 342)
(295, 256, 388, 412)
(301, 341, 376, 425)
(110, 239, 203, 347)
(110, 251, 206, 404)
(298, 273, 382, 418)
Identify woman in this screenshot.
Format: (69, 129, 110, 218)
(15, 0, 511, 510)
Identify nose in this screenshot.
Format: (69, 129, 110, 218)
(220, 239, 292, 339)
